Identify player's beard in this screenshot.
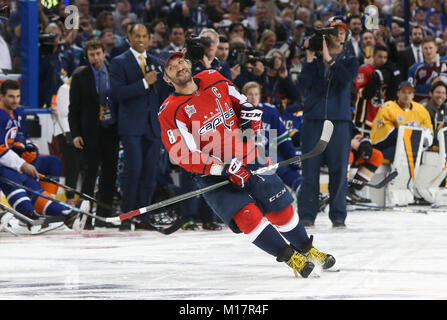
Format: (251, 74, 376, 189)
(172, 68, 192, 87)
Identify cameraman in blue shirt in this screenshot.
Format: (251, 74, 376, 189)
(297, 16, 359, 228)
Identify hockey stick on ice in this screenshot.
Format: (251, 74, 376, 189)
(38, 174, 115, 213)
(364, 171, 398, 189)
(0, 177, 179, 234)
(106, 120, 334, 225)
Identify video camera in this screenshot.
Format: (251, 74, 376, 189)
(184, 35, 212, 62)
(38, 32, 58, 55)
(0, 4, 9, 19)
(307, 26, 338, 52)
(227, 46, 275, 70)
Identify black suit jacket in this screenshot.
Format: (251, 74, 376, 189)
(68, 65, 115, 148)
(398, 46, 416, 81)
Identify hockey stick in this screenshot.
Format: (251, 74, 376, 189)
(104, 120, 334, 225)
(0, 177, 180, 235)
(38, 174, 115, 213)
(365, 171, 398, 189)
(0, 120, 334, 232)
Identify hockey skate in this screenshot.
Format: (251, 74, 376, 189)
(299, 235, 336, 270)
(346, 187, 371, 204)
(63, 211, 80, 229)
(277, 245, 314, 278)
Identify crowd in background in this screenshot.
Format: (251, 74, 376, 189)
(1, 0, 447, 231)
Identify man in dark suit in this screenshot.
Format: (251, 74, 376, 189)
(398, 26, 424, 80)
(69, 39, 120, 229)
(110, 24, 169, 228)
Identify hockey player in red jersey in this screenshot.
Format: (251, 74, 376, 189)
(158, 52, 336, 277)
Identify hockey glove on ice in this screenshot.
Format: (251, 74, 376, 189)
(240, 103, 263, 135)
(224, 158, 252, 189)
(358, 137, 373, 160)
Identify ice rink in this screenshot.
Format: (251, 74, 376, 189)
(1, 208, 446, 300)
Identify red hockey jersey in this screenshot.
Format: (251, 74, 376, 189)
(354, 64, 381, 129)
(158, 70, 258, 175)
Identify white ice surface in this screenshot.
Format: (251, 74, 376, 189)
(1, 209, 447, 300)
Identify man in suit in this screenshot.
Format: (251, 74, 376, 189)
(110, 24, 169, 229)
(345, 15, 363, 61)
(69, 39, 120, 229)
(398, 26, 424, 80)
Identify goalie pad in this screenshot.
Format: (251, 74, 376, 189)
(386, 125, 425, 206)
(413, 127, 447, 205)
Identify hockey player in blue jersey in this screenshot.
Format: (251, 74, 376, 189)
(242, 82, 303, 193)
(0, 81, 62, 198)
(0, 80, 77, 227)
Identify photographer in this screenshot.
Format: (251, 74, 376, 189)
(261, 49, 301, 109)
(297, 16, 359, 228)
(228, 41, 265, 90)
(188, 28, 233, 80)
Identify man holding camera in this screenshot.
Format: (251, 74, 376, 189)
(188, 28, 233, 81)
(297, 16, 359, 228)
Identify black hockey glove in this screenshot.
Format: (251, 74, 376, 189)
(358, 137, 373, 160)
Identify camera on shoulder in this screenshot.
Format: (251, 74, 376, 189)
(184, 35, 212, 62)
(307, 27, 338, 52)
(227, 45, 275, 70)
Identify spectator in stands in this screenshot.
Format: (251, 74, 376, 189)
(203, 0, 225, 25)
(75, 0, 96, 26)
(99, 28, 116, 63)
(216, 35, 229, 61)
(408, 36, 447, 102)
(150, 18, 169, 50)
(398, 25, 424, 80)
(345, 15, 363, 60)
(163, 24, 185, 52)
(283, 20, 305, 69)
(413, 6, 427, 27)
(228, 22, 252, 49)
(421, 81, 447, 134)
(168, 0, 210, 35)
(94, 11, 123, 47)
(256, 29, 277, 54)
(113, 0, 138, 37)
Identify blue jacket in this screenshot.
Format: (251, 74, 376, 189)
(298, 51, 359, 121)
(110, 50, 170, 137)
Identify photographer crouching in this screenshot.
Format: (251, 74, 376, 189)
(186, 28, 234, 80)
(297, 16, 359, 228)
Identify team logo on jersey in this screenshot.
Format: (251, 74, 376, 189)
(184, 104, 197, 118)
(198, 107, 235, 135)
(397, 115, 403, 123)
(418, 69, 427, 78)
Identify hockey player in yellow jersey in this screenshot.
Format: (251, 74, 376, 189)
(371, 81, 433, 162)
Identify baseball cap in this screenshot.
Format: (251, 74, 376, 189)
(398, 81, 415, 91)
(328, 15, 348, 31)
(164, 51, 184, 70)
(292, 20, 304, 29)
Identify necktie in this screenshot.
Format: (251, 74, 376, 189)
(417, 48, 422, 63)
(98, 70, 107, 105)
(139, 54, 146, 76)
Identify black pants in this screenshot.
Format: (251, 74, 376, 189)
(56, 133, 81, 200)
(81, 125, 119, 219)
